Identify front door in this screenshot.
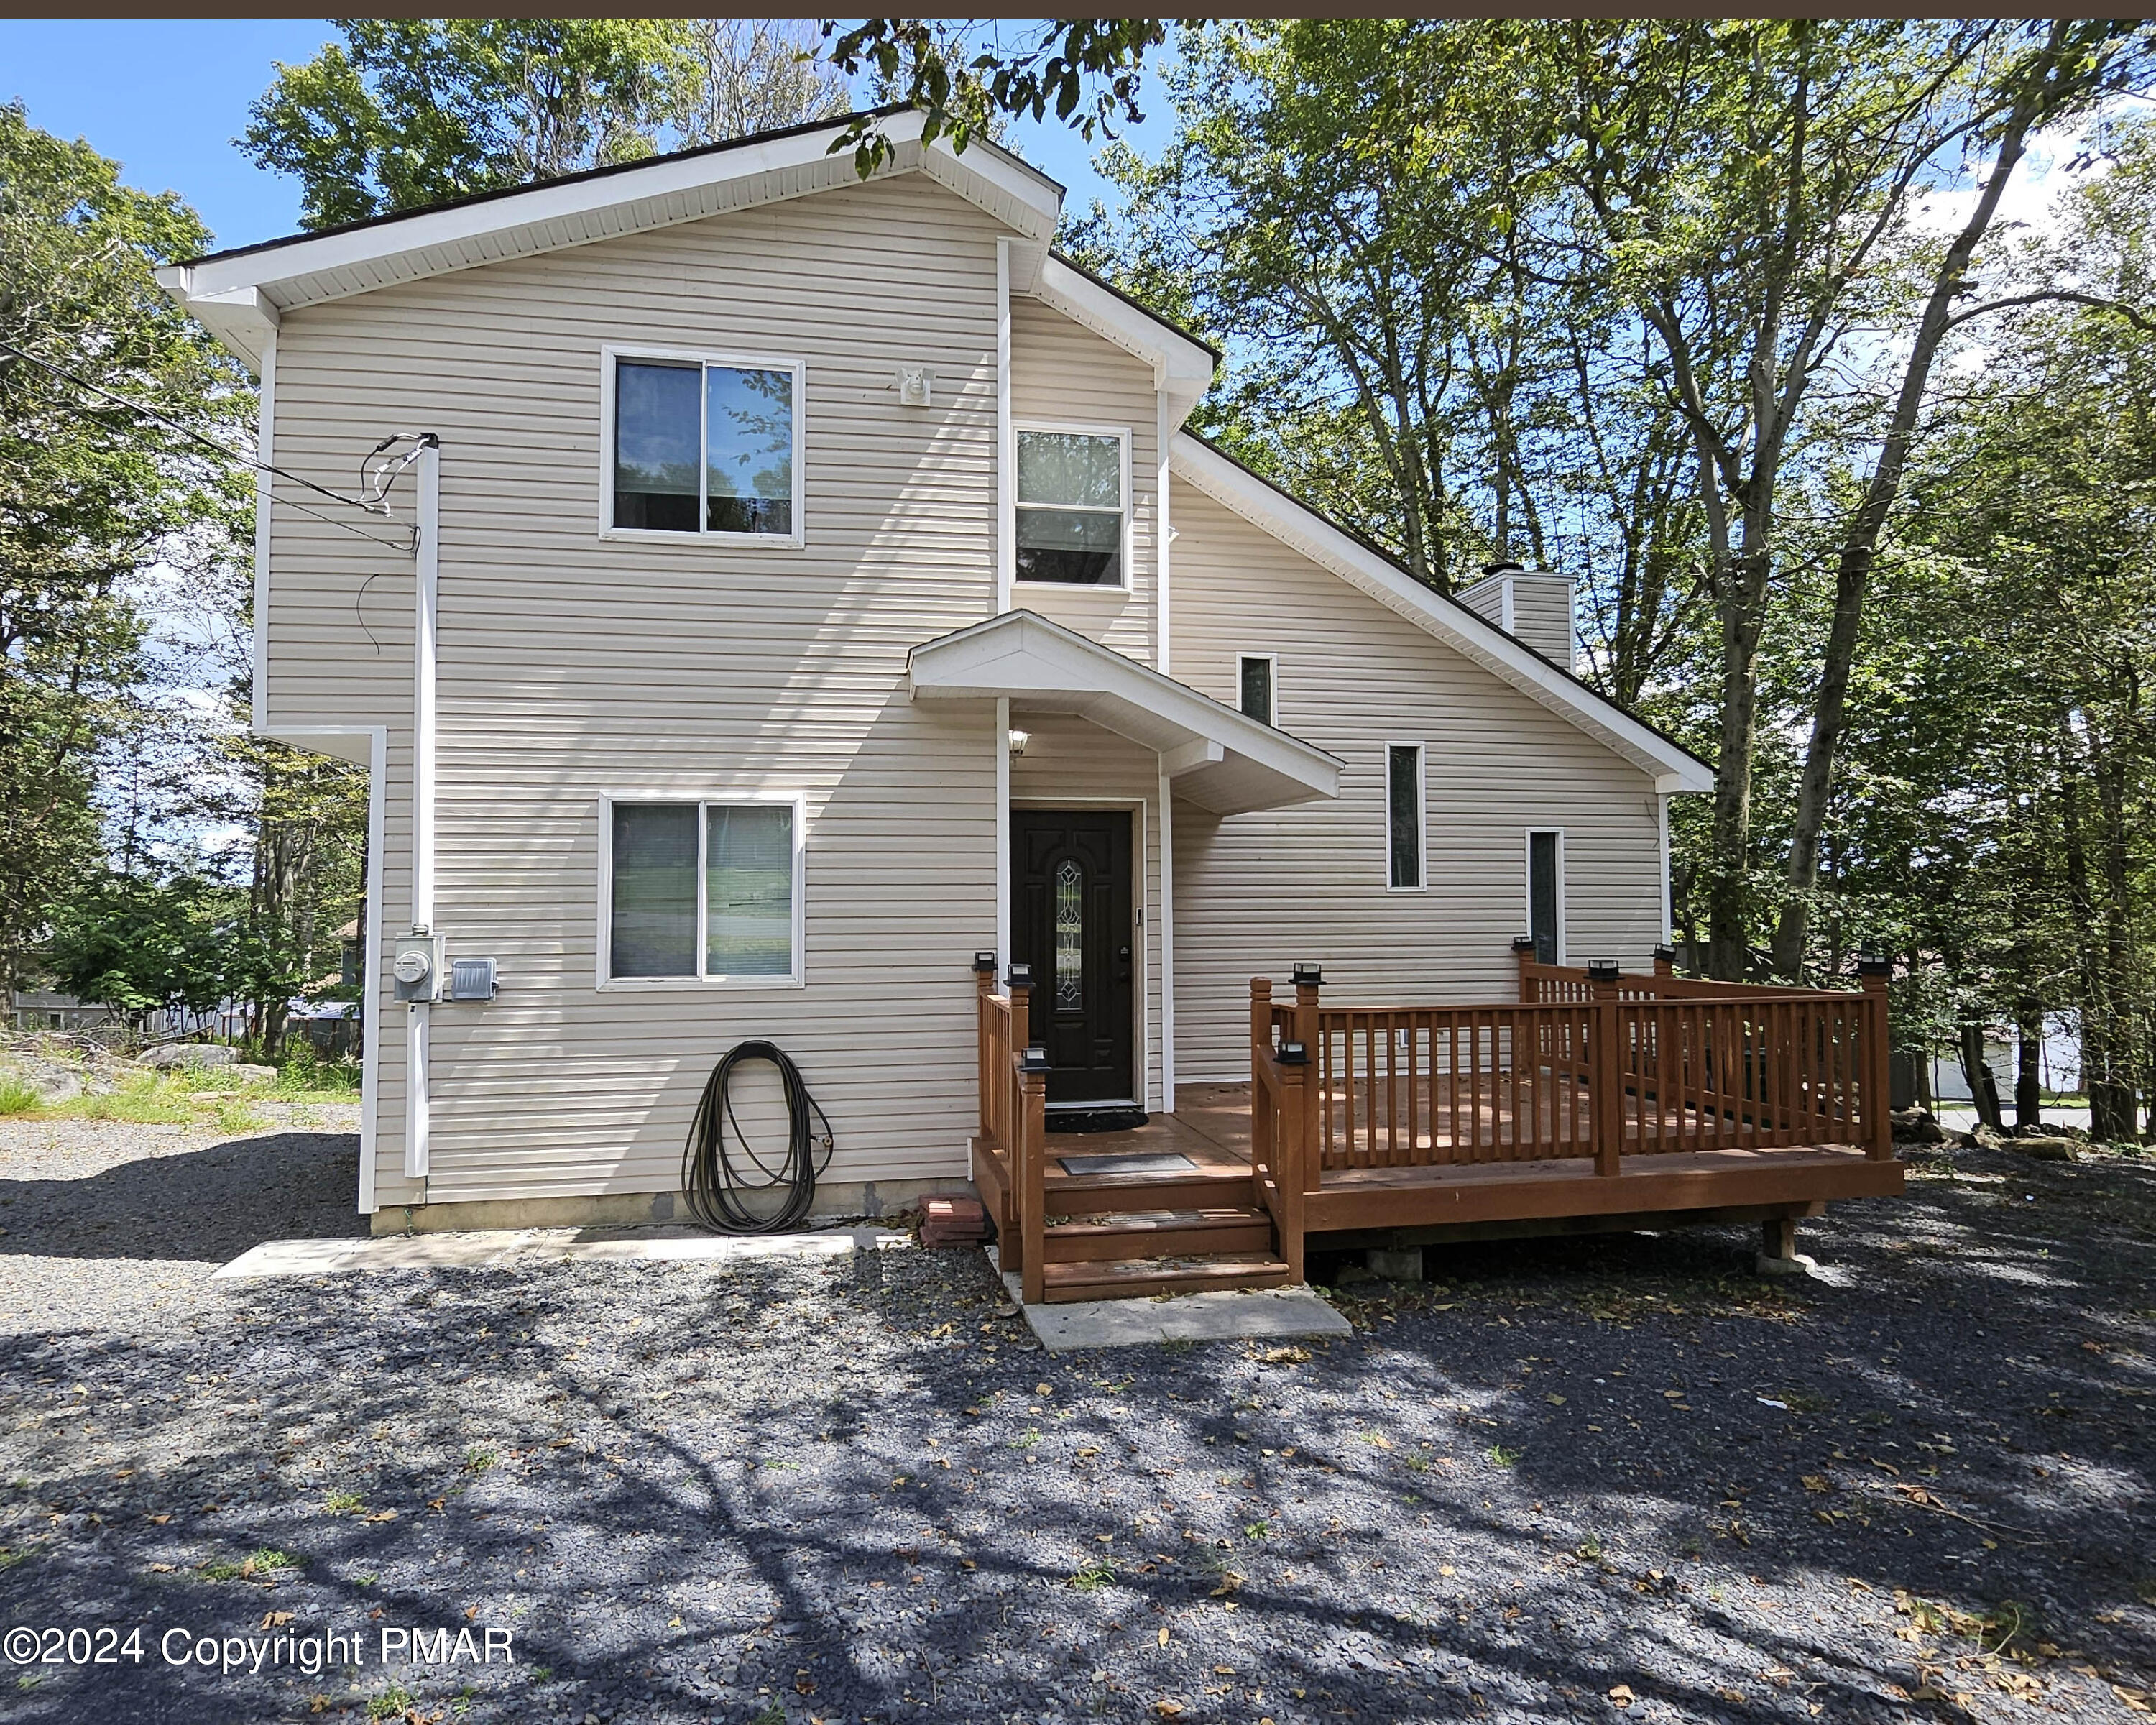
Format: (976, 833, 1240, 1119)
(1010, 809, 1135, 1105)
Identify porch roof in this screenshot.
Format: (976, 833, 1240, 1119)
(906, 610, 1342, 816)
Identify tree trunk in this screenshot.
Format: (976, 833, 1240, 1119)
(1705, 547, 1770, 980)
(2091, 750, 2138, 1140)
(1959, 1020, 2004, 1132)
(2014, 998, 2044, 1132)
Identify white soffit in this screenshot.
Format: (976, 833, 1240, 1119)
(1028, 254, 1216, 426)
(908, 610, 1340, 816)
(1169, 435, 1715, 795)
(157, 111, 1062, 359)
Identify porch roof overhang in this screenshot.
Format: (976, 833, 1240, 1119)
(906, 610, 1342, 816)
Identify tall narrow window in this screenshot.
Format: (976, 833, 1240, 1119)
(1529, 830, 1562, 964)
(1054, 857, 1084, 1009)
(1238, 654, 1275, 724)
(607, 798, 801, 983)
(609, 352, 800, 538)
(1387, 745, 1424, 890)
(1015, 428, 1125, 584)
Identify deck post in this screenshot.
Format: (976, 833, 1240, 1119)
(1653, 944, 1677, 978)
(973, 952, 997, 1142)
(1293, 965, 1322, 1180)
(1274, 1041, 1309, 1284)
(1588, 960, 1622, 1177)
(1250, 978, 1274, 1213)
(1017, 1046, 1049, 1306)
(1002, 968, 1034, 1278)
(1858, 957, 1894, 1159)
(1512, 936, 1537, 1003)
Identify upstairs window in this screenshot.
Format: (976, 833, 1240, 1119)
(607, 798, 802, 985)
(1387, 743, 1424, 891)
(609, 351, 801, 540)
(1015, 426, 1126, 585)
(1238, 653, 1276, 725)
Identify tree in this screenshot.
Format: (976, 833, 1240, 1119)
(244, 19, 848, 231)
(44, 865, 239, 1021)
(0, 103, 249, 1010)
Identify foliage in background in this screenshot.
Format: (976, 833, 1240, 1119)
(243, 19, 849, 232)
(0, 102, 251, 1010)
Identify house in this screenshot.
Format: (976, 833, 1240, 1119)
(161, 109, 1899, 1292)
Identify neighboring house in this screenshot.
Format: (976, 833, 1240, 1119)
(162, 109, 1749, 1241)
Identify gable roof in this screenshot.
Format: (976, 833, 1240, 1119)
(157, 107, 1069, 370)
(1169, 433, 1714, 794)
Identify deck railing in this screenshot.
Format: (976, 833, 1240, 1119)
(1251, 952, 1894, 1186)
(974, 961, 1047, 1305)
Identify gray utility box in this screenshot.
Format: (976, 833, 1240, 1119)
(392, 933, 443, 1004)
(448, 957, 498, 1001)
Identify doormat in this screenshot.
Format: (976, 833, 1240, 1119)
(1056, 1150, 1197, 1177)
(1046, 1107, 1150, 1134)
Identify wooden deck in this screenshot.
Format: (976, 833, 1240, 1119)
(972, 951, 1907, 1302)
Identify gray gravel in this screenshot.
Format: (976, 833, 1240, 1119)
(1, 1117, 2151, 1724)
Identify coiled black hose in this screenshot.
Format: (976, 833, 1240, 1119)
(681, 1041, 835, 1233)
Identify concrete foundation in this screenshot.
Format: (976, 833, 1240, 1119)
(367, 1176, 974, 1238)
(1365, 1246, 1425, 1282)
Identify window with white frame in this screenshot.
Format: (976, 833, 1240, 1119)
(608, 351, 801, 538)
(607, 799, 801, 983)
(1386, 744, 1424, 890)
(1238, 653, 1276, 724)
(1527, 829, 1563, 963)
(1015, 426, 1126, 585)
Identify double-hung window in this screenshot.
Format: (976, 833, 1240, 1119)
(606, 799, 802, 985)
(607, 349, 803, 540)
(1015, 426, 1127, 586)
(1386, 744, 1424, 891)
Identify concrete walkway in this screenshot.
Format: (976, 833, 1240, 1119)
(989, 1248, 1352, 1354)
(215, 1223, 911, 1279)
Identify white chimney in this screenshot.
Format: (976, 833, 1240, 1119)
(1456, 561, 1575, 669)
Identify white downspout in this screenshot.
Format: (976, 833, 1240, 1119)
(405, 437, 440, 1182)
(251, 332, 277, 736)
(1158, 765, 1176, 1116)
(1657, 791, 1674, 948)
(995, 696, 1011, 978)
(995, 239, 1013, 616)
(1156, 388, 1172, 675)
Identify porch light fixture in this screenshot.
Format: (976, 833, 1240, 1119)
(1020, 1045, 1051, 1072)
(1652, 944, 1677, 964)
(1006, 962, 1033, 990)
(1856, 954, 1892, 978)
(1276, 1039, 1308, 1064)
(1586, 960, 1621, 983)
(1291, 962, 1323, 987)
(972, 951, 997, 973)
(1007, 727, 1031, 758)
(1512, 935, 1537, 953)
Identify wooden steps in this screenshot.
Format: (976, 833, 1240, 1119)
(1043, 1209, 1273, 1263)
(1038, 1251, 1293, 1303)
(1046, 1173, 1256, 1215)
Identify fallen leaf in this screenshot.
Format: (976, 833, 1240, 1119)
(1158, 1627, 1171, 1647)
(1154, 1704, 1183, 1719)
(362, 1509, 398, 1522)
(1609, 1684, 1636, 1707)
(259, 1610, 294, 1629)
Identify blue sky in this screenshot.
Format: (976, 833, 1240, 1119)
(0, 19, 1173, 252)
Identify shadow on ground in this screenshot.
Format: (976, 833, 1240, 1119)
(0, 1131, 364, 1262)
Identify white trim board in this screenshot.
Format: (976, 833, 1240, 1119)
(1168, 435, 1713, 796)
(157, 112, 1064, 361)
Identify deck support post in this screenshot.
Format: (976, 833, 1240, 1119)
(1589, 965, 1622, 1177)
(1275, 1046, 1309, 1284)
(1294, 970, 1322, 1173)
(1513, 937, 1537, 1003)
(1249, 978, 1274, 1215)
(1858, 959, 1894, 1160)
(1756, 1212, 1818, 1277)
(1002, 974, 1033, 1283)
(1018, 1049, 1047, 1307)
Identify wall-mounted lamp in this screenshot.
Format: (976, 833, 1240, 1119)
(1008, 728, 1031, 758)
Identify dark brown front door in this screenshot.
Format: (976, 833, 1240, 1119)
(1011, 809, 1135, 1105)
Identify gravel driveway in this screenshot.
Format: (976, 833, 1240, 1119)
(1, 1115, 2151, 1724)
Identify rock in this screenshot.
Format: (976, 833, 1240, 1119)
(229, 1064, 278, 1085)
(920, 1195, 987, 1247)
(1755, 1251, 1820, 1279)
(1890, 1107, 1947, 1144)
(142, 1043, 235, 1070)
(2004, 1134, 2079, 1162)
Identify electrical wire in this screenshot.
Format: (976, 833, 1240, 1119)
(0, 334, 416, 528)
(681, 1041, 836, 1234)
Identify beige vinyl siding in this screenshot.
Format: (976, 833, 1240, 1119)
(1008, 298, 1158, 663)
(1509, 576, 1574, 666)
(1008, 714, 1164, 1108)
(265, 174, 1008, 1208)
(1167, 478, 1667, 1082)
